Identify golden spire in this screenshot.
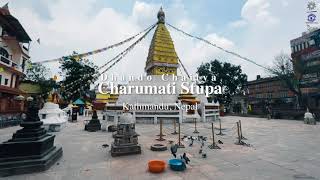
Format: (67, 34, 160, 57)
(145, 7, 179, 75)
(47, 92, 53, 102)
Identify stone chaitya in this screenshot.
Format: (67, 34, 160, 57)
(111, 110, 141, 156)
(85, 110, 101, 132)
(0, 100, 63, 177)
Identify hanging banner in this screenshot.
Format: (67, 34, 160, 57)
(33, 23, 156, 64)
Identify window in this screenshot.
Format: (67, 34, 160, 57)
(0, 47, 9, 58)
(309, 39, 315, 46)
(22, 57, 27, 72)
(0, 75, 2, 85)
(4, 78, 8, 85)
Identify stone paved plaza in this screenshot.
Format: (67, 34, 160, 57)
(0, 115, 319, 180)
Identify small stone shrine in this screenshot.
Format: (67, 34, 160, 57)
(304, 108, 316, 125)
(39, 94, 67, 132)
(0, 100, 63, 177)
(85, 110, 101, 132)
(110, 110, 141, 157)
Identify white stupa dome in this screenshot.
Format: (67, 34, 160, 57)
(119, 112, 135, 124)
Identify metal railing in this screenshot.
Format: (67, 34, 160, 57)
(0, 55, 23, 72)
(0, 116, 22, 129)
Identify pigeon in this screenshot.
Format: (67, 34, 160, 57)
(102, 144, 109, 148)
(170, 144, 178, 158)
(180, 155, 185, 164)
(189, 139, 194, 147)
(199, 149, 203, 154)
(202, 153, 207, 158)
(218, 140, 223, 144)
(182, 153, 190, 164)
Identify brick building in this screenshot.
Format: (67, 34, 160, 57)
(246, 75, 295, 115)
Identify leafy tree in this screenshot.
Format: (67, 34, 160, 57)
(197, 59, 247, 106)
(23, 61, 55, 99)
(268, 52, 306, 108)
(24, 61, 50, 82)
(59, 52, 98, 102)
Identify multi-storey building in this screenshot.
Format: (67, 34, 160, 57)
(0, 4, 31, 115)
(290, 29, 320, 110)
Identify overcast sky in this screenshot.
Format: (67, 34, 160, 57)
(8, 0, 306, 80)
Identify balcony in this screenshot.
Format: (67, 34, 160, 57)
(0, 55, 23, 73)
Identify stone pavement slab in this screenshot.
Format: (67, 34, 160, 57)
(0, 116, 319, 180)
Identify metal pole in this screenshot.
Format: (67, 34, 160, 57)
(219, 119, 222, 134)
(217, 118, 224, 135)
(156, 119, 165, 141)
(193, 118, 199, 133)
(239, 120, 246, 140)
(208, 122, 220, 149)
(177, 122, 184, 148)
(239, 120, 243, 139)
(236, 122, 241, 144)
(172, 119, 178, 134)
(212, 123, 215, 145)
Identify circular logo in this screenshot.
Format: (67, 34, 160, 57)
(307, 1, 317, 11)
(308, 13, 317, 22)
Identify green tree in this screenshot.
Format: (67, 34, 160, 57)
(24, 61, 50, 82)
(59, 52, 98, 102)
(197, 59, 247, 106)
(23, 61, 55, 99)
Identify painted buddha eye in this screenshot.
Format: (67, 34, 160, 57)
(308, 14, 316, 22)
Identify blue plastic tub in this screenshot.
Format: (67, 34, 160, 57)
(168, 159, 186, 171)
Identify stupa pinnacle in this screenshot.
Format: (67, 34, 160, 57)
(145, 7, 179, 75)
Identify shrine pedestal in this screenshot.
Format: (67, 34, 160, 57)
(0, 102, 63, 177)
(110, 112, 141, 157)
(85, 110, 101, 132)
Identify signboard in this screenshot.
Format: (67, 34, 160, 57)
(301, 49, 320, 60)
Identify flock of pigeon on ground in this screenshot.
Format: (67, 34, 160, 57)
(170, 135, 224, 164)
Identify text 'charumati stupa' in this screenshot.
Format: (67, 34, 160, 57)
(105, 8, 219, 124)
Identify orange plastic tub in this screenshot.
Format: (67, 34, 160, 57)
(148, 160, 166, 173)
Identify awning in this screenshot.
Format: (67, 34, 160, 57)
(73, 98, 85, 105)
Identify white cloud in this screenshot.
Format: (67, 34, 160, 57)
(131, 1, 159, 26)
(228, 19, 248, 28)
(226, 0, 306, 80)
(11, 0, 303, 82)
(241, 0, 279, 26)
(8, 0, 235, 82)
